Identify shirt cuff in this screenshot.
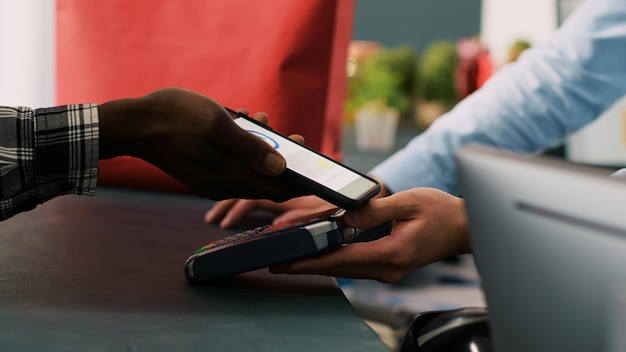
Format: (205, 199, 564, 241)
(34, 104, 99, 201)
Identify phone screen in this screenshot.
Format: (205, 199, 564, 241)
(234, 116, 378, 202)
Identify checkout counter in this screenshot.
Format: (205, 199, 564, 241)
(0, 187, 389, 351)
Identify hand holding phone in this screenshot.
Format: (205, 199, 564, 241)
(227, 108, 381, 209)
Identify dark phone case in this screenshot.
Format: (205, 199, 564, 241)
(284, 169, 380, 209)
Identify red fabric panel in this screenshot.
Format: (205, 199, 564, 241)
(57, 0, 354, 193)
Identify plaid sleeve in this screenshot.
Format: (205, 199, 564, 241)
(0, 104, 99, 221)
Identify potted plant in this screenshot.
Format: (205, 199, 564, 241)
(414, 40, 458, 129)
(369, 45, 417, 121)
(346, 46, 415, 151)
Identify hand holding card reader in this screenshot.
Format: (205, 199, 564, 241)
(185, 108, 378, 283)
(185, 208, 355, 283)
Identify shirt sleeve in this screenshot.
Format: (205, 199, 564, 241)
(371, 0, 626, 195)
(0, 104, 99, 220)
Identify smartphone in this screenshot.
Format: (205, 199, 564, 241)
(227, 108, 381, 209)
(185, 207, 355, 283)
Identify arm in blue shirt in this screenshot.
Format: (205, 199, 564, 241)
(371, 0, 626, 195)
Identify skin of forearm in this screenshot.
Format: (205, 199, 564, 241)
(98, 95, 154, 160)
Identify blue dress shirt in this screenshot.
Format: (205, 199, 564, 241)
(371, 0, 626, 195)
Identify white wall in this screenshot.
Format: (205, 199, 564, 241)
(567, 96, 626, 166)
(480, 0, 557, 67)
(0, 0, 55, 107)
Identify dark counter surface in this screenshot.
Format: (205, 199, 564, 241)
(0, 187, 387, 351)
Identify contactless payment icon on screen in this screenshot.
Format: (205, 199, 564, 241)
(248, 130, 279, 149)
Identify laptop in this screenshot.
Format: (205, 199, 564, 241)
(455, 144, 626, 352)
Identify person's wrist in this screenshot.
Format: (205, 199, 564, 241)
(97, 94, 157, 160)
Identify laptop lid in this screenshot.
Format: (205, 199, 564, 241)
(455, 144, 626, 352)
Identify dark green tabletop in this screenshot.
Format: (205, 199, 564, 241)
(0, 187, 388, 351)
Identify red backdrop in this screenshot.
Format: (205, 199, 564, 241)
(57, 0, 354, 192)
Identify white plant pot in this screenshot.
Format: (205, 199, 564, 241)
(355, 106, 399, 152)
